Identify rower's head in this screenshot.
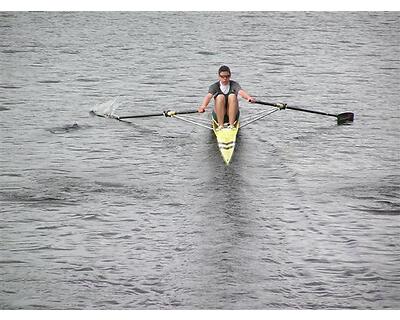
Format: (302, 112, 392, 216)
(218, 65, 231, 85)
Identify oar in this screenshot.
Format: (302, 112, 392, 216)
(117, 109, 198, 120)
(254, 100, 354, 125)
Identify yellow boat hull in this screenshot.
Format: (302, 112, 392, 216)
(212, 114, 240, 165)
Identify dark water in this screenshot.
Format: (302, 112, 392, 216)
(0, 12, 399, 309)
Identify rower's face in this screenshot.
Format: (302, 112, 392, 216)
(219, 72, 231, 85)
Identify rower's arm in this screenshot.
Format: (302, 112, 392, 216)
(238, 89, 255, 103)
(198, 93, 213, 112)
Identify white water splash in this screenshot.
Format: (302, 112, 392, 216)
(91, 97, 121, 117)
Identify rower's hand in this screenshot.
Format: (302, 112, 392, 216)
(248, 97, 256, 103)
(198, 105, 206, 113)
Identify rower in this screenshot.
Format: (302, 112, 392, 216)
(198, 65, 255, 130)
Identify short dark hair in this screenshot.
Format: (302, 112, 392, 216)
(218, 65, 231, 75)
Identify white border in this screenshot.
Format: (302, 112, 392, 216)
(1, 0, 400, 11)
(1, 310, 400, 320)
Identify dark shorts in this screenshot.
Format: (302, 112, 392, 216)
(213, 92, 236, 101)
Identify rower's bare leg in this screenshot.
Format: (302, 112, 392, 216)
(227, 94, 238, 126)
(215, 94, 226, 127)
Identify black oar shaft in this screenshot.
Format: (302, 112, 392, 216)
(165, 110, 199, 116)
(254, 100, 278, 107)
(285, 105, 337, 118)
(118, 112, 164, 119)
(117, 110, 198, 120)
(255, 100, 334, 116)
(254, 100, 354, 125)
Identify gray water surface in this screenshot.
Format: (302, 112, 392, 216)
(1, 12, 399, 309)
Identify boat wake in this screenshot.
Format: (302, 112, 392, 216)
(47, 123, 91, 134)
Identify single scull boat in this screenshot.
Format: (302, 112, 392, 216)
(91, 99, 353, 165)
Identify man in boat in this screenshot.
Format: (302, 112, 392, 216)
(198, 65, 255, 130)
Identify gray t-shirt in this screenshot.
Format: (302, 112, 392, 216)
(208, 80, 242, 97)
